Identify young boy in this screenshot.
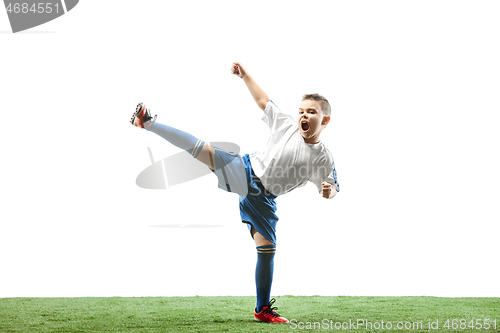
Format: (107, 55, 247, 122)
(130, 62, 339, 323)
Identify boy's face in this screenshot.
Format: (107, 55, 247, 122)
(297, 99, 330, 144)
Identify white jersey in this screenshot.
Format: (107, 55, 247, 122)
(249, 100, 339, 196)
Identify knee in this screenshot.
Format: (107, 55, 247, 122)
(252, 228, 274, 246)
(196, 143, 215, 170)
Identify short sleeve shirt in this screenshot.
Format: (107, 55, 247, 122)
(249, 101, 339, 196)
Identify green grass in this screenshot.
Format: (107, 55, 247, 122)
(0, 296, 499, 332)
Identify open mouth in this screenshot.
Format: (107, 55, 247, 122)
(301, 121, 310, 132)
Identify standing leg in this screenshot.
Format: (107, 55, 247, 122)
(252, 228, 288, 323)
(252, 227, 274, 312)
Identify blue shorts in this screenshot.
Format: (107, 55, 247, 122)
(211, 147, 278, 244)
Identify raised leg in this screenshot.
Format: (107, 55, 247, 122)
(146, 122, 215, 170)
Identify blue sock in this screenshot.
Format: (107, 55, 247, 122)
(147, 122, 205, 158)
(255, 244, 276, 313)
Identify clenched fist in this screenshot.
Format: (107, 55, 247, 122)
(322, 181, 337, 199)
(231, 62, 247, 79)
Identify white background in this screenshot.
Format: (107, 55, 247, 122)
(1, 1, 499, 298)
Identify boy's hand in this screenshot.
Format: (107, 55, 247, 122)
(231, 62, 247, 79)
(322, 181, 337, 199)
(231, 61, 269, 111)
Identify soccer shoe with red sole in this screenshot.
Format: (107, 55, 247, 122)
(130, 102, 157, 128)
(254, 298, 289, 323)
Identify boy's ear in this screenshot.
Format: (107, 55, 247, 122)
(322, 116, 331, 126)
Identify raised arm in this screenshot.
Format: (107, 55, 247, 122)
(231, 62, 270, 111)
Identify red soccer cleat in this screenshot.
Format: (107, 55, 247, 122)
(130, 102, 157, 128)
(254, 298, 289, 323)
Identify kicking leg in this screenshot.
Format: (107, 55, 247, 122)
(131, 102, 215, 169)
(196, 143, 215, 171)
(146, 121, 215, 170)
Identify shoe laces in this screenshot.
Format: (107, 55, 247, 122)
(263, 298, 282, 318)
(143, 108, 153, 121)
(143, 109, 157, 126)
